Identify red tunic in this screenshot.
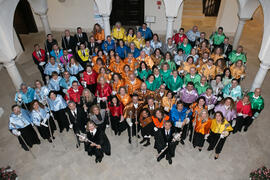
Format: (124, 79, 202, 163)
(108, 102, 123, 117)
(32, 49, 46, 62)
(95, 83, 112, 98)
(80, 71, 98, 85)
(236, 100, 252, 116)
(65, 85, 84, 103)
(172, 33, 187, 44)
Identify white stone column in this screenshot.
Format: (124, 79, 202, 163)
(232, 18, 247, 49)
(102, 15, 111, 38)
(251, 62, 270, 91)
(4, 60, 23, 90)
(39, 13, 51, 35)
(166, 16, 175, 42)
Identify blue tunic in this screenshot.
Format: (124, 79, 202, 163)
(138, 27, 153, 40)
(47, 94, 67, 111)
(59, 76, 79, 90)
(34, 86, 50, 103)
(9, 109, 32, 130)
(14, 87, 35, 104)
(50, 49, 63, 60)
(102, 40, 115, 53)
(48, 76, 62, 91)
(31, 107, 50, 126)
(169, 105, 192, 126)
(44, 62, 63, 76)
(222, 84, 242, 101)
(116, 45, 128, 59)
(66, 63, 84, 75)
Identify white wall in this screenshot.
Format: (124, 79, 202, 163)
(215, 0, 239, 36)
(144, 0, 183, 35)
(32, 0, 96, 33)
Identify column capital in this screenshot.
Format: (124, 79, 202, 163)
(3, 60, 16, 69)
(260, 62, 270, 70)
(102, 15, 110, 20)
(237, 15, 251, 22)
(166, 16, 175, 22)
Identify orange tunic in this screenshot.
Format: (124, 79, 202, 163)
(93, 64, 104, 74)
(117, 94, 132, 106)
(97, 73, 112, 83)
(125, 78, 142, 94)
(178, 62, 197, 74)
(199, 64, 216, 80)
(94, 29, 105, 41)
(190, 102, 208, 121)
(136, 55, 154, 68)
(230, 64, 245, 79)
(123, 57, 139, 72)
(108, 60, 125, 74)
(197, 47, 210, 57)
(151, 55, 163, 67)
(112, 79, 125, 92)
(210, 54, 224, 63)
(92, 55, 107, 65)
(215, 66, 224, 75)
(194, 117, 212, 135)
(161, 96, 176, 112)
(152, 115, 169, 128)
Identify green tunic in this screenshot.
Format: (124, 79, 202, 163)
(146, 80, 159, 91)
(160, 69, 172, 83)
(248, 92, 264, 111)
(137, 69, 151, 81)
(178, 43, 192, 55)
(154, 75, 162, 89)
(195, 82, 210, 95)
(228, 50, 247, 64)
(184, 73, 201, 85)
(210, 32, 226, 45)
(222, 77, 232, 87)
(166, 75, 183, 92)
(160, 59, 176, 71)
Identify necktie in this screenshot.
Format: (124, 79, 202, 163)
(73, 111, 77, 118)
(37, 51, 41, 58)
(83, 50, 85, 56)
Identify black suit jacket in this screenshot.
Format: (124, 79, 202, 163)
(62, 36, 76, 53)
(154, 127, 177, 151)
(86, 129, 111, 155)
(88, 42, 99, 55)
(221, 43, 233, 58)
(74, 32, 88, 47)
(196, 37, 209, 45)
(45, 39, 58, 53)
(66, 106, 87, 132)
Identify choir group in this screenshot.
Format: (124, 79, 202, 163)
(9, 22, 264, 164)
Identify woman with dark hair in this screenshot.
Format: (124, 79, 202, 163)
(97, 67, 111, 83)
(95, 76, 112, 109)
(215, 58, 226, 75)
(160, 63, 172, 83)
(207, 111, 233, 160)
(152, 108, 170, 130)
(47, 91, 69, 133)
(189, 96, 208, 141)
(162, 91, 176, 113)
(66, 56, 84, 80)
(93, 57, 105, 74)
(222, 68, 233, 86)
(116, 39, 128, 59)
(92, 23, 105, 45)
(121, 64, 132, 82)
(192, 109, 212, 151)
(108, 96, 125, 135)
(116, 86, 131, 106)
(136, 61, 152, 81)
(92, 49, 106, 65)
(178, 56, 196, 75)
(210, 47, 224, 63)
(150, 48, 163, 67)
(214, 97, 237, 123)
(124, 28, 136, 45)
(160, 52, 176, 71)
(34, 80, 50, 104)
(145, 74, 158, 91)
(111, 73, 125, 95)
(150, 34, 162, 50)
(30, 100, 56, 142)
(139, 108, 154, 147)
(89, 105, 108, 132)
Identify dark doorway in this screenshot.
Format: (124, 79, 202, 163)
(110, 0, 144, 26)
(14, 0, 38, 34)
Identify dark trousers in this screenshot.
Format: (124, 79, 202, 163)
(18, 125, 40, 151)
(87, 84, 97, 95)
(85, 142, 104, 161)
(53, 109, 70, 132)
(111, 116, 126, 134)
(158, 142, 177, 160)
(193, 132, 205, 148)
(127, 118, 140, 138)
(233, 116, 253, 133)
(36, 117, 56, 140)
(207, 131, 227, 154)
(37, 64, 47, 84)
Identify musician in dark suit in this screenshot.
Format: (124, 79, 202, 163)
(88, 35, 99, 55)
(66, 101, 87, 147)
(84, 121, 111, 163)
(74, 27, 88, 49)
(220, 37, 233, 60)
(195, 32, 209, 46)
(62, 29, 76, 53)
(154, 120, 178, 164)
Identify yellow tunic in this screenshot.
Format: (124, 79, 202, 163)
(125, 78, 142, 95)
(78, 49, 90, 62)
(230, 64, 245, 79)
(210, 54, 224, 63)
(178, 62, 197, 74)
(111, 27, 126, 40)
(210, 119, 233, 134)
(124, 34, 136, 44)
(133, 37, 145, 49)
(136, 55, 154, 69)
(199, 64, 216, 80)
(161, 96, 176, 112)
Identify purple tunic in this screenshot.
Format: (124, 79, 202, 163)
(214, 104, 237, 121)
(180, 88, 198, 104)
(200, 93, 217, 106)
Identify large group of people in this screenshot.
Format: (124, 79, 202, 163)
(9, 22, 264, 165)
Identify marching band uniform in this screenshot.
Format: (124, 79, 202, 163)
(184, 73, 201, 86)
(32, 48, 47, 83)
(247, 92, 264, 118)
(80, 70, 98, 94)
(192, 116, 212, 149)
(34, 86, 50, 104)
(228, 50, 247, 64)
(14, 87, 35, 109)
(47, 94, 69, 132)
(44, 62, 63, 76)
(117, 94, 131, 106)
(166, 75, 183, 93)
(65, 85, 84, 104)
(195, 82, 210, 95)
(89, 109, 108, 132)
(9, 109, 40, 151)
(108, 101, 125, 135)
(179, 87, 198, 107)
(95, 83, 112, 109)
(233, 100, 253, 133)
(207, 118, 233, 156)
(31, 107, 56, 141)
(214, 104, 237, 122)
(222, 83, 242, 101)
(84, 127, 111, 163)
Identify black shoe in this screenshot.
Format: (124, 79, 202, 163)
(118, 131, 121, 136)
(214, 157, 218, 160)
(48, 139, 52, 143)
(207, 147, 212, 151)
(193, 145, 196, 148)
(168, 158, 172, 165)
(52, 136, 55, 139)
(114, 131, 117, 135)
(140, 138, 147, 144)
(198, 148, 202, 152)
(95, 158, 99, 163)
(243, 127, 248, 132)
(157, 156, 163, 162)
(128, 138, 131, 144)
(137, 135, 141, 139)
(180, 139, 185, 145)
(98, 158, 102, 163)
(143, 141, 150, 147)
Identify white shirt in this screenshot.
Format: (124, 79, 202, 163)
(133, 103, 138, 109)
(90, 129, 97, 136)
(72, 108, 77, 117)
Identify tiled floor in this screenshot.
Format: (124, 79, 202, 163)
(0, 6, 269, 180)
